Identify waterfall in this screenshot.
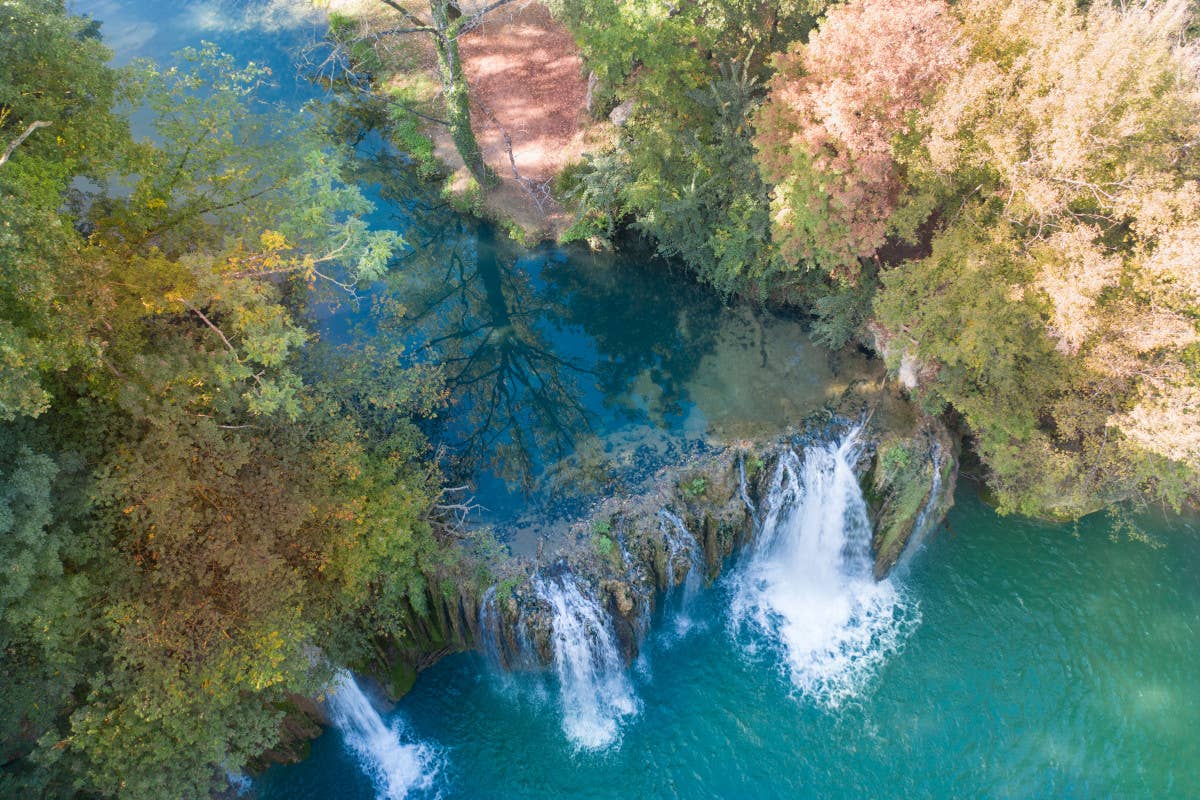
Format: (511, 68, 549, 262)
(657, 509, 704, 633)
(730, 428, 917, 706)
(535, 573, 640, 750)
(326, 670, 439, 799)
(738, 454, 756, 518)
(478, 585, 504, 668)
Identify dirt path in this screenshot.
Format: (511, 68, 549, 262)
(440, 3, 604, 238)
(462, 3, 587, 184)
(339, 1, 601, 238)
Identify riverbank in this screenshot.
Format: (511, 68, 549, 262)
(331, 0, 605, 240)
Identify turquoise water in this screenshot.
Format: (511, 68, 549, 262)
(255, 490, 1200, 799)
(77, 3, 1200, 797)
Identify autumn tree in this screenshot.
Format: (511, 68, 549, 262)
(754, 0, 963, 282)
(877, 0, 1200, 516)
(0, 11, 448, 795)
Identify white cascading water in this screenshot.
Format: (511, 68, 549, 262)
(478, 585, 504, 668)
(535, 573, 640, 750)
(737, 454, 757, 519)
(730, 428, 917, 706)
(326, 670, 440, 800)
(658, 509, 704, 634)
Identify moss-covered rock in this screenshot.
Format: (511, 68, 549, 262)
(866, 417, 958, 579)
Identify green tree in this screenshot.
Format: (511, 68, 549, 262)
(0, 12, 447, 795)
(557, 0, 827, 296)
(0, 0, 129, 419)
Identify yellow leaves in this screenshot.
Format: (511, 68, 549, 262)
(1033, 225, 1121, 354)
(259, 229, 288, 251)
(1111, 376, 1200, 469)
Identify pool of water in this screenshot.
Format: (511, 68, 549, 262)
(323, 181, 852, 544)
(258, 488, 1200, 799)
(81, 0, 857, 545)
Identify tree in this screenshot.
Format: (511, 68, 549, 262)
(877, 0, 1200, 516)
(327, 0, 525, 187)
(754, 0, 963, 281)
(0, 16, 446, 795)
(556, 0, 829, 296)
(0, 0, 129, 419)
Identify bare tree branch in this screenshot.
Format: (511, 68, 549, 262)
(455, 0, 522, 35)
(0, 120, 51, 168)
(357, 24, 437, 38)
(378, 0, 433, 28)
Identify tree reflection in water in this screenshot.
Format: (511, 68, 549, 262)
(331, 143, 747, 532)
(402, 223, 594, 494)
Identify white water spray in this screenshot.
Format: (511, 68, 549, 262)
(731, 428, 917, 706)
(326, 670, 440, 799)
(535, 574, 640, 750)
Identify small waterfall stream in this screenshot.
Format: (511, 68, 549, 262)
(895, 441, 945, 573)
(326, 670, 439, 799)
(658, 509, 704, 634)
(535, 573, 640, 750)
(731, 428, 917, 705)
(738, 454, 757, 518)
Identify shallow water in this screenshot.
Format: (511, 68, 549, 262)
(76, 4, 1200, 797)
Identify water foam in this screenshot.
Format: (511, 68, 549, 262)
(730, 428, 918, 706)
(327, 670, 440, 799)
(536, 574, 640, 750)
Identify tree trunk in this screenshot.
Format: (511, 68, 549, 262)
(431, 1, 495, 187)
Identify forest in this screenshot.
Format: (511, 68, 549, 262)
(1, 0, 1198, 797)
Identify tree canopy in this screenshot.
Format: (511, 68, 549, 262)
(0, 3, 448, 796)
(561, 0, 1200, 518)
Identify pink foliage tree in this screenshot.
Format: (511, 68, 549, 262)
(755, 0, 963, 280)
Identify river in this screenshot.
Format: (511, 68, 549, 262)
(73, 2, 1200, 797)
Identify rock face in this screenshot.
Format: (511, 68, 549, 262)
(246, 694, 326, 772)
(865, 417, 958, 578)
(608, 99, 635, 126)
